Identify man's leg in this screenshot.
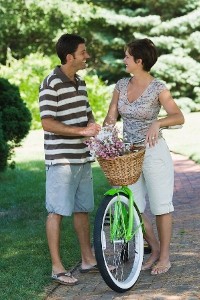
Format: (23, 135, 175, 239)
(73, 212, 96, 269)
(46, 213, 78, 284)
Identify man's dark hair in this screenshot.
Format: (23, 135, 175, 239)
(126, 38, 158, 71)
(56, 33, 85, 64)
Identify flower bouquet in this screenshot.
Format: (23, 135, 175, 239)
(85, 125, 145, 186)
(85, 125, 131, 159)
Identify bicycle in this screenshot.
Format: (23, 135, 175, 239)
(93, 125, 182, 293)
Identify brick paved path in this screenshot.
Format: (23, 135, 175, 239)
(45, 153, 200, 300)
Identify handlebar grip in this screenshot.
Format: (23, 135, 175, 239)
(163, 125, 183, 129)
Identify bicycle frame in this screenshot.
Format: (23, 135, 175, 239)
(104, 186, 144, 242)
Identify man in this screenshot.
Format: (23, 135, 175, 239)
(39, 33, 101, 285)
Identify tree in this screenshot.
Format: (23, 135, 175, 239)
(0, 0, 200, 126)
(0, 78, 32, 171)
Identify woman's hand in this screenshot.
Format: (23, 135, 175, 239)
(145, 121, 160, 147)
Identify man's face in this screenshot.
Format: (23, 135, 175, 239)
(72, 43, 90, 71)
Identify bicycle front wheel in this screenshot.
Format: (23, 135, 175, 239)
(93, 192, 144, 293)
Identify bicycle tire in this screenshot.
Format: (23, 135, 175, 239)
(93, 192, 144, 293)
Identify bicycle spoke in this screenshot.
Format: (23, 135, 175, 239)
(94, 193, 144, 292)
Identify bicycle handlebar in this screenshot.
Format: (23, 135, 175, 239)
(162, 125, 183, 129)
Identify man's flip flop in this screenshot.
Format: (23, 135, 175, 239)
(79, 264, 116, 273)
(79, 265, 99, 273)
(52, 272, 78, 285)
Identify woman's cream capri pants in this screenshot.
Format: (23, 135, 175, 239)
(129, 138, 174, 216)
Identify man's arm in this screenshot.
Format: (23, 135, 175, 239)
(41, 117, 100, 137)
(87, 111, 95, 124)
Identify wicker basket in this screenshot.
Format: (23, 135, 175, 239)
(97, 149, 145, 186)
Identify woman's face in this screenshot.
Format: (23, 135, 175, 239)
(123, 49, 138, 73)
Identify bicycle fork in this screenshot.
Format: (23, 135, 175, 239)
(104, 186, 144, 243)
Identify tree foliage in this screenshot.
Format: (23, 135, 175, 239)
(0, 53, 112, 128)
(0, 0, 200, 135)
(0, 51, 56, 128)
(0, 78, 32, 171)
(1, 0, 199, 66)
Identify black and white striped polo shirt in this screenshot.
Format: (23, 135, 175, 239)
(39, 66, 94, 166)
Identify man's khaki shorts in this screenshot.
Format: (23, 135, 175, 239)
(45, 162, 94, 216)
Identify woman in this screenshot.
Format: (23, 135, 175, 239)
(103, 38, 184, 275)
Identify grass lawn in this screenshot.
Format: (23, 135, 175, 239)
(0, 112, 199, 299)
(0, 131, 110, 300)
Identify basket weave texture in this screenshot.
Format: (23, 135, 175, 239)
(97, 149, 145, 186)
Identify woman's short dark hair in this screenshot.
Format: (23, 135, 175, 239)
(126, 38, 158, 71)
(56, 33, 85, 64)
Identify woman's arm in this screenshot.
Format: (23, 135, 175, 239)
(103, 89, 120, 126)
(146, 89, 185, 146)
(157, 89, 185, 127)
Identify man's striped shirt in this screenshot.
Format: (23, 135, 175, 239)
(39, 66, 94, 166)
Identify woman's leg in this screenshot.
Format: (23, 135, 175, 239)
(142, 139, 174, 274)
(151, 213, 172, 275)
(141, 213, 160, 270)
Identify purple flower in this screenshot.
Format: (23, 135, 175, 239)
(84, 125, 131, 159)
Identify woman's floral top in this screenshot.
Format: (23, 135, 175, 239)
(115, 77, 167, 143)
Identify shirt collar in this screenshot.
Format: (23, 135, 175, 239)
(54, 66, 80, 83)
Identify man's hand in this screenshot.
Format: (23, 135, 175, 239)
(81, 123, 101, 137)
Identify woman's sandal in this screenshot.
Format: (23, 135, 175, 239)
(52, 272, 78, 285)
(151, 262, 171, 275)
(141, 254, 159, 270)
(141, 260, 157, 270)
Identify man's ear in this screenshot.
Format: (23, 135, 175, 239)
(66, 53, 74, 63)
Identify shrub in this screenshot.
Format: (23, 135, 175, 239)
(0, 52, 56, 129)
(84, 73, 112, 123)
(0, 78, 32, 171)
(175, 97, 200, 113)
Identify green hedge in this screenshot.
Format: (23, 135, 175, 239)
(0, 78, 31, 171)
(0, 53, 111, 128)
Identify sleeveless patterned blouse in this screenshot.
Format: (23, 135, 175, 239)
(115, 77, 167, 143)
